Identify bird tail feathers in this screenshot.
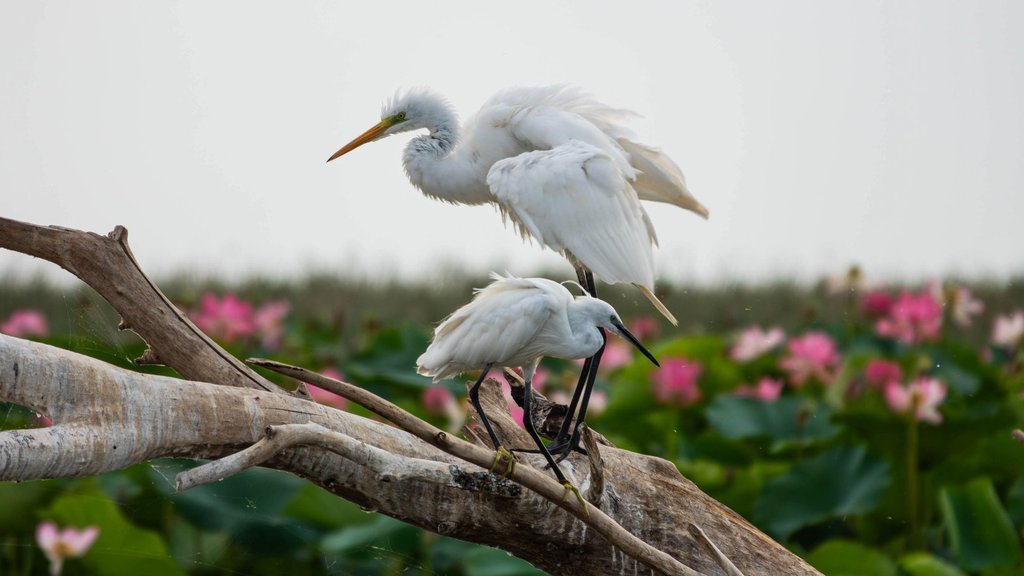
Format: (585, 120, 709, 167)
(633, 283, 678, 326)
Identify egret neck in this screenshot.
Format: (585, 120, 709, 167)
(402, 111, 490, 206)
(564, 300, 607, 359)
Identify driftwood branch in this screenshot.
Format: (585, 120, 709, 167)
(690, 524, 746, 576)
(0, 216, 279, 392)
(0, 217, 821, 575)
(580, 425, 606, 505)
(247, 360, 698, 576)
(176, 422, 454, 492)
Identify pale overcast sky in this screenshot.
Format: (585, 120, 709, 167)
(1, 1, 1022, 286)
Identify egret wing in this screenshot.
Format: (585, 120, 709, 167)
(618, 139, 709, 218)
(487, 141, 656, 287)
(490, 85, 707, 218)
(417, 277, 561, 380)
(508, 105, 635, 179)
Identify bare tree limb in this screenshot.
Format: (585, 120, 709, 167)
(689, 524, 746, 576)
(0, 217, 821, 575)
(581, 424, 606, 506)
(1, 332, 819, 575)
(176, 423, 454, 492)
(0, 216, 278, 392)
(248, 360, 701, 576)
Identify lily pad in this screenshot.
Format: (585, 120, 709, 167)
(754, 444, 890, 539)
(939, 477, 1021, 571)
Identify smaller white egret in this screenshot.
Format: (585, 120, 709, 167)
(416, 273, 659, 496)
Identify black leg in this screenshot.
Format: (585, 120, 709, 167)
(550, 355, 593, 451)
(551, 268, 597, 453)
(468, 363, 500, 449)
(522, 373, 568, 482)
(525, 370, 589, 515)
(564, 329, 607, 455)
(551, 269, 607, 458)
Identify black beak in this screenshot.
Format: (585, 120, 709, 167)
(611, 319, 659, 367)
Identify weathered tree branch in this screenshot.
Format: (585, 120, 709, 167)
(0, 216, 279, 392)
(690, 524, 746, 576)
(0, 217, 821, 575)
(175, 422, 455, 492)
(580, 425, 606, 505)
(247, 360, 699, 576)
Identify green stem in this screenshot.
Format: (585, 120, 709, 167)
(906, 416, 920, 549)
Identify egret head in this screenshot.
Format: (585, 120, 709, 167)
(577, 297, 660, 367)
(327, 88, 456, 162)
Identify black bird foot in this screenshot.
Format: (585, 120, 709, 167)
(548, 438, 587, 462)
(512, 443, 587, 461)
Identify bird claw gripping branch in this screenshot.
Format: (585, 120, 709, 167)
(489, 445, 517, 478)
(562, 481, 590, 519)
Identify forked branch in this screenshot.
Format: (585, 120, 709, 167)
(0, 216, 277, 392)
(0, 217, 820, 575)
(247, 360, 700, 576)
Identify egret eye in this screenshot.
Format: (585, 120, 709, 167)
(609, 315, 616, 322)
(395, 112, 407, 121)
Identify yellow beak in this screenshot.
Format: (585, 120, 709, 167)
(327, 119, 391, 163)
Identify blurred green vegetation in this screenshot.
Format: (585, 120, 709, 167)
(2, 272, 1024, 575)
(4, 271, 1022, 353)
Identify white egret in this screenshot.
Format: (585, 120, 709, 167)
(416, 273, 659, 495)
(329, 85, 705, 455)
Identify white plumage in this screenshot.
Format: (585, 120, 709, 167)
(415, 273, 657, 456)
(416, 274, 641, 381)
(328, 85, 708, 324)
(413, 273, 658, 486)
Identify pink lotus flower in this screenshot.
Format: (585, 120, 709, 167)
(421, 385, 465, 431)
(629, 316, 660, 341)
(861, 290, 895, 318)
(532, 365, 550, 391)
(884, 377, 947, 424)
(599, 339, 633, 372)
(863, 359, 903, 389)
(992, 311, 1024, 349)
(546, 386, 608, 416)
(485, 369, 526, 428)
(1, 309, 49, 338)
(422, 386, 455, 415)
(486, 366, 550, 429)
(587, 390, 609, 417)
(488, 365, 549, 394)
(509, 404, 526, 428)
(191, 293, 255, 343)
(36, 522, 99, 576)
(651, 358, 702, 406)
(306, 368, 348, 410)
(730, 325, 785, 362)
(875, 290, 943, 344)
(572, 340, 633, 372)
(549, 390, 570, 406)
(949, 286, 984, 328)
(252, 300, 290, 350)
(780, 331, 840, 386)
(735, 377, 784, 402)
